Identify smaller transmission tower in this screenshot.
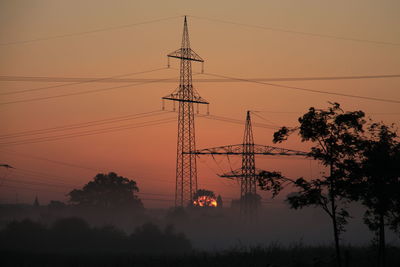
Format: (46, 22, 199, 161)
(188, 111, 306, 218)
(162, 16, 208, 207)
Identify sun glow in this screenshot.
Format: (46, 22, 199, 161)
(193, 195, 217, 207)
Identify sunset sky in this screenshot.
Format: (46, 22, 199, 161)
(1, 0, 399, 207)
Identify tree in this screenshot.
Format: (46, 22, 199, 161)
(68, 172, 143, 210)
(349, 123, 400, 267)
(192, 189, 217, 207)
(259, 103, 365, 267)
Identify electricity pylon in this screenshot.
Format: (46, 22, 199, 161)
(188, 111, 306, 217)
(162, 16, 208, 207)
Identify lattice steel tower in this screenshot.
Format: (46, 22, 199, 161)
(162, 16, 208, 207)
(240, 111, 257, 215)
(188, 111, 306, 217)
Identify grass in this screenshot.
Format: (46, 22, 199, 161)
(1, 245, 400, 267)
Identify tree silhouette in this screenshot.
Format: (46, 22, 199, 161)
(259, 103, 366, 267)
(68, 172, 143, 210)
(349, 122, 400, 267)
(0, 218, 192, 254)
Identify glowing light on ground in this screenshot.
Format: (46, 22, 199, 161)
(193, 195, 217, 207)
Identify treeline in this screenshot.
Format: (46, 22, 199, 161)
(0, 217, 191, 254)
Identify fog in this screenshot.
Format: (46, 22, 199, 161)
(1, 200, 398, 252)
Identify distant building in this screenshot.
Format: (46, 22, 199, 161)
(217, 195, 223, 208)
(33, 196, 40, 207)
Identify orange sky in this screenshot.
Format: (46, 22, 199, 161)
(0, 0, 399, 207)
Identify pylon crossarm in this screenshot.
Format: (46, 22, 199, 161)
(219, 167, 267, 178)
(253, 144, 308, 156)
(186, 144, 307, 156)
(162, 96, 209, 104)
(168, 48, 204, 62)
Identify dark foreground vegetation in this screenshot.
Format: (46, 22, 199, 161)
(0, 218, 191, 254)
(1, 218, 399, 267)
(1, 245, 400, 267)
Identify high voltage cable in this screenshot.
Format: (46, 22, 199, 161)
(14, 168, 82, 186)
(0, 149, 176, 185)
(0, 110, 164, 139)
(0, 183, 176, 203)
(2, 74, 400, 85)
(163, 110, 279, 129)
(5, 176, 174, 197)
(0, 149, 100, 172)
(3, 177, 73, 189)
(0, 114, 173, 145)
(0, 117, 177, 146)
(201, 72, 400, 104)
(189, 15, 400, 47)
(250, 111, 280, 126)
(1, 184, 67, 194)
(253, 110, 400, 116)
(0, 68, 168, 96)
(0, 183, 174, 203)
(198, 114, 279, 129)
(1, 71, 398, 105)
(0, 73, 177, 106)
(0, 16, 182, 46)
(0, 149, 174, 185)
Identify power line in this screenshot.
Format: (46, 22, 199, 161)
(0, 155, 175, 188)
(2, 74, 400, 84)
(0, 110, 164, 139)
(189, 15, 400, 47)
(0, 183, 176, 203)
(0, 68, 168, 96)
(0, 184, 68, 194)
(13, 168, 85, 186)
(253, 110, 400, 116)
(0, 149, 99, 172)
(3, 177, 73, 189)
(164, 110, 280, 129)
(0, 117, 177, 146)
(0, 16, 182, 46)
(0, 73, 177, 106)
(201, 72, 400, 104)
(199, 114, 279, 129)
(250, 111, 280, 126)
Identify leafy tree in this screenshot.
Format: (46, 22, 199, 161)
(192, 189, 217, 207)
(349, 122, 400, 267)
(68, 172, 143, 210)
(259, 103, 366, 267)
